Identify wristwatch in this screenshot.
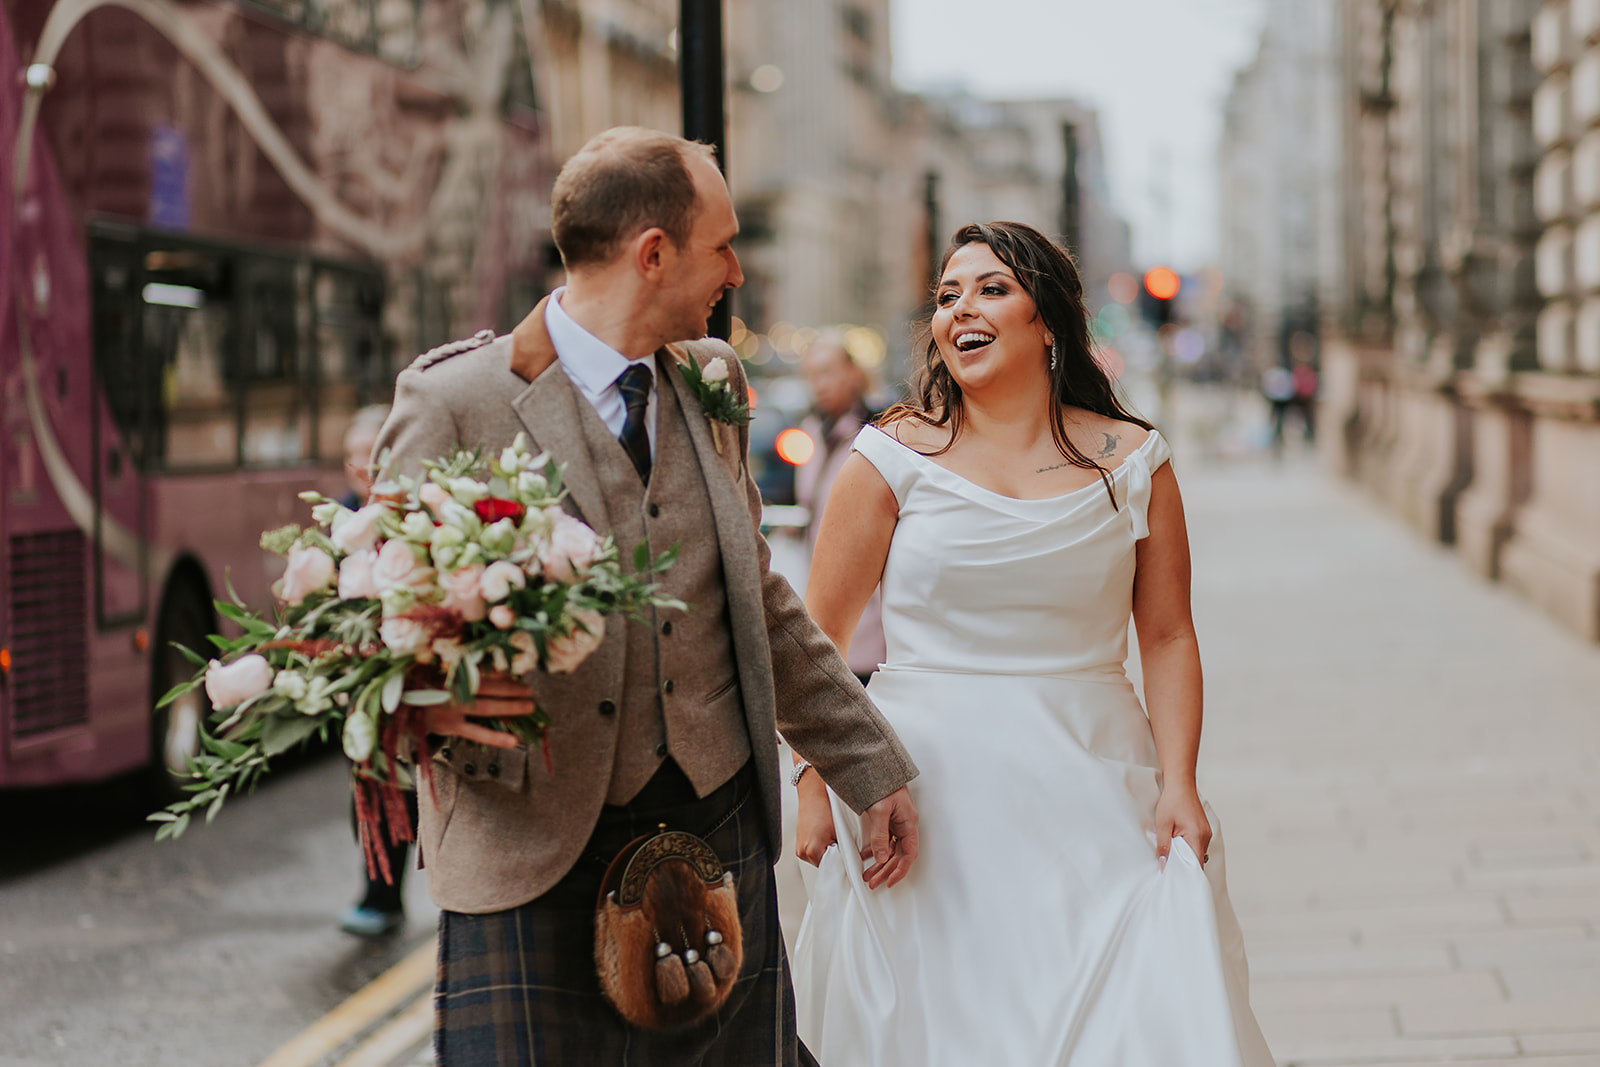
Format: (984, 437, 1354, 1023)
(790, 760, 812, 786)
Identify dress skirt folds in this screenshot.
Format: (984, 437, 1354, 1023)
(791, 427, 1273, 1066)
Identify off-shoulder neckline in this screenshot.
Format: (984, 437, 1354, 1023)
(859, 424, 1161, 504)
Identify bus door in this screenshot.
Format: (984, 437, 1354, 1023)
(87, 228, 155, 629)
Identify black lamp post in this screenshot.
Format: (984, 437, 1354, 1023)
(679, 0, 731, 340)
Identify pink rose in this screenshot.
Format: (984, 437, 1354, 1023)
(277, 545, 337, 605)
(508, 631, 539, 675)
(538, 514, 602, 583)
(419, 482, 451, 513)
(439, 564, 487, 622)
(204, 654, 274, 708)
(379, 616, 433, 660)
(545, 609, 605, 674)
(479, 560, 527, 602)
(432, 637, 466, 668)
(489, 604, 516, 629)
(373, 539, 434, 594)
(330, 504, 386, 554)
(338, 550, 380, 599)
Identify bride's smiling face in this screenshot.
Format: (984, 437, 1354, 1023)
(932, 243, 1053, 394)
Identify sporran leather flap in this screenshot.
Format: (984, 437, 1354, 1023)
(594, 829, 743, 1030)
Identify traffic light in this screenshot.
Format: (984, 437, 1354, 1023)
(1137, 267, 1179, 327)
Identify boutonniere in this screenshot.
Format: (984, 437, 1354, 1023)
(677, 355, 751, 454)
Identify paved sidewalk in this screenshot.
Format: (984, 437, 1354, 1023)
(1186, 451, 1600, 1066)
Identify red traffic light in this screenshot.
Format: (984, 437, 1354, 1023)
(1143, 267, 1180, 301)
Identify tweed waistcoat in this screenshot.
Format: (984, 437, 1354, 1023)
(574, 355, 750, 803)
(371, 302, 919, 914)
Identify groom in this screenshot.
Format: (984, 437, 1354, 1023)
(374, 126, 920, 1065)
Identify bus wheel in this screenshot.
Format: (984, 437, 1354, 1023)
(147, 585, 214, 805)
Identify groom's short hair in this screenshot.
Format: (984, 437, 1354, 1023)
(552, 127, 719, 269)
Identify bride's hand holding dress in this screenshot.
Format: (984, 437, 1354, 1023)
(1131, 458, 1216, 868)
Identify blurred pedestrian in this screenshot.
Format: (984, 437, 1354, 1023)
(1290, 334, 1319, 443)
(795, 337, 885, 684)
(335, 404, 420, 938)
(1262, 363, 1295, 456)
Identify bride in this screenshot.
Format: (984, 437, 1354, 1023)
(788, 222, 1274, 1065)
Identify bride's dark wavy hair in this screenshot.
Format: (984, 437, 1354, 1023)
(880, 221, 1153, 501)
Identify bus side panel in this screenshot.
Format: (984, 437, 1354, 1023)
(1, 0, 154, 788)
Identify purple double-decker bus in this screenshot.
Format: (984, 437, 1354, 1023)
(1, 0, 548, 796)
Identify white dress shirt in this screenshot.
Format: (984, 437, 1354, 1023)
(544, 287, 657, 456)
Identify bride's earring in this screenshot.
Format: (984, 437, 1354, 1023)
(1049, 342, 1059, 372)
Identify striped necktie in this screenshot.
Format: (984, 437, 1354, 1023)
(616, 363, 652, 484)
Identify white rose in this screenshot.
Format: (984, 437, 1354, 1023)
(342, 711, 376, 762)
(702, 356, 731, 384)
(277, 545, 337, 605)
(489, 604, 516, 629)
(538, 513, 602, 583)
(479, 560, 528, 602)
(419, 482, 452, 513)
(447, 477, 488, 505)
(439, 565, 487, 623)
(499, 442, 531, 475)
(204, 654, 274, 709)
(401, 511, 436, 543)
(379, 616, 434, 660)
(508, 631, 539, 675)
(545, 609, 605, 674)
(480, 518, 518, 556)
(330, 504, 386, 554)
(373, 539, 434, 594)
(515, 469, 549, 499)
(439, 501, 481, 535)
(338, 550, 380, 599)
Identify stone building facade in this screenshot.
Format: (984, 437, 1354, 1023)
(1218, 0, 1343, 373)
(1323, 0, 1600, 642)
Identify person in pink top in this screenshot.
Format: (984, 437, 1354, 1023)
(794, 338, 885, 684)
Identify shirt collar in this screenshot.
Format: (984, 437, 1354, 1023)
(544, 287, 655, 392)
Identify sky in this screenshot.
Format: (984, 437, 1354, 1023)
(892, 0, 1268, 270)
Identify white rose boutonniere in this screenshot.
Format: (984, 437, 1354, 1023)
(676, 353, 751, 453)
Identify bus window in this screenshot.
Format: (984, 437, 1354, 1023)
(142, 247, 236, 469)
(313, 265, 388, 462)
(239, 259, 309, 467)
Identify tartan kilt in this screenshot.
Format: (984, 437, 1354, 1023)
(434, 763, 817, 1066)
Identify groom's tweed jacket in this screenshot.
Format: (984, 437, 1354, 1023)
(374, 297, 917, 914)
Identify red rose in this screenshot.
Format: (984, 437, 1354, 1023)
(473, 496, 526, 524)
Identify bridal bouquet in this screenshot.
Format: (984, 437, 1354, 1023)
(150, 434, 680, 881)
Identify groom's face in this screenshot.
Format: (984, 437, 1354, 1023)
(656, 154, 744, 340)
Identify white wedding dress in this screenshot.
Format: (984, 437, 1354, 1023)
(792, 426, 1274, 1067)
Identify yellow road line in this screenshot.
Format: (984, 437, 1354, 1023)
(256, 938, 436, 1067)
(331, 991, 433, 1067)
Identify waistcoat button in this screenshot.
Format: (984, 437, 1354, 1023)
(598, 699, 617, 716)
(648, 503, 661, 518)
(661, 620, 673, 636)
(487, 763, 500, 778)
(463, 762, 477, 776)
(663, 679, 675, 695)
(655, 742, 668, 758)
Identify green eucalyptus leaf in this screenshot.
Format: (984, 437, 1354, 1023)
(260, 713, 321, 757)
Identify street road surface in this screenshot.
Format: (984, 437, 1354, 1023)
(4, 408, 1600, 1066)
